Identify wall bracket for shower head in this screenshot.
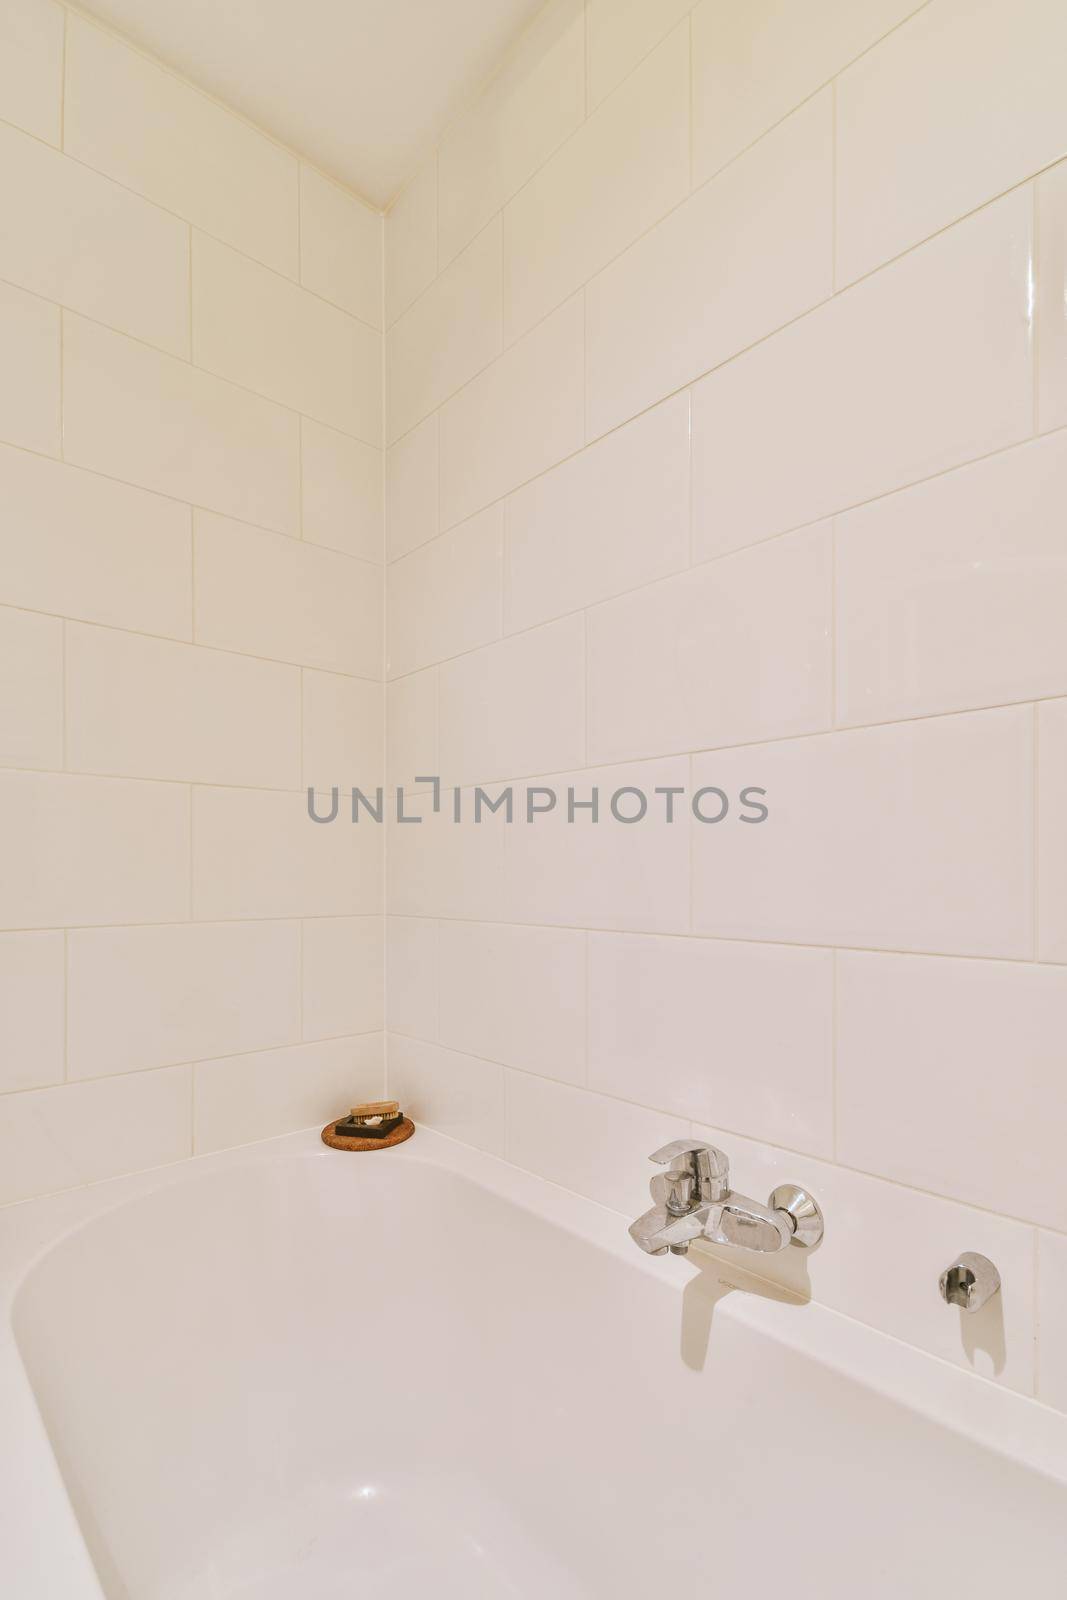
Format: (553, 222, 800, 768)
(939, 1252, 1001, 1314)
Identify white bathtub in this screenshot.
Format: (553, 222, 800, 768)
(3, 1127, 1067, 1598)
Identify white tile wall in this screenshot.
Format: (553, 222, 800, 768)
(384, 156, 437, 326)
(585, 0, 693, 110)
(1037, 698, 1067, 963)
(1037, 160, 1067, 435)
(0, 1, 384, 1207)
(386, 506, 503, 678)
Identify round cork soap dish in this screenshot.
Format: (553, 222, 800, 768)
(321, 1100, 414, 1152)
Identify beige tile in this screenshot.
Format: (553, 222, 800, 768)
(588, 526, 832, 764)
(301, 419, 382, 562)
(586, 0, 694, 108)
(689, 1114, 1036, 1395)
(299, 165, 381, 327)
(386, 413, 438, 563)
(385, 917, 439, 1039)
(0, 445, 191, 640)
(507, 1072, 688, 1216)
(439, 921, 585, 1084)
(386, 670, 438, 791)
(505, 393, 690, 634)
(504, 25, 690, 342)
(192, 786, 382, 920)
(67, 921, 300, 1078)
(192, 233, 380, 443)
(436, 0, 585, 267)
(502, 758, 691, 933)
(837, 434, 1067, 726)
(0, 280, 59, 455)
(194, 1034, 383, 1154)
(0, 121, 189, 356)
(836, 0, 1067, 284)
(691, 189, 1034, 555)
(438, 615, 585, 788)
(0, 770, 189, 929)
(1037, 160, 1067, 435)
(1037, 1231, 1067, 1412)
(440, 293, 584, 528)
(589, 933, 833, 1155)
(64, 315, 300, 537)
(693, 0, 918, 187)
(386, 506, 502, 678)
(0, 606, 62, 769)
(586, 91, 833, 440)
(195, 511, 381, 678)
(0, 932, 64, 1092)
(0, 0, 63, 144)
(384, 155, 437, 326)
(385, 217, 502, 443)
(387, 1034, 504, 1154)
(65, 15, 299, 277)
(301, 669, 383, 793)
(839, 951, 1067, 1228)
(1037, 698, 1067, 963)
(0, 1066, 192, 1207)
(302, 916, 384, 1040)
(691, 707, 1033, 958)
(65, 623, 300, 788)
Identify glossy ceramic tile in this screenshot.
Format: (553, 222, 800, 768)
(506, 1072, 688, 1216)
(301, 670, 383, 794)
(436, 0, 585, 266)
(386, 670, 438, 790)
(301, 419, 382, 563)
(1037, 1230, 1067, 1411)
(65, 623, 300, 788)
(0, 280, 59, 456)
(192, 233, 380, 443)
(0, 931, 64, 1093)
(385, 917, 439, 1040)
(384, 155, 437, 326)
(693, 0, 918, 187)
(0, 121, 189, 356)
(67, 921, 300, 1077)
(1036, 160, 1067, 434)
(0, 0, 62, 144)
(64, 315, 301, 537)
(691, 189, 1034, 555)
(0, 771, 189, 929)
(837, 433, 1067, 726)
(194, 511, 382, 679)
(838, 950, 1067, 1228)
(503, 24, 690, 342)
(385, 413, 438, 562)
(439, 292, 584, 528)
(588, 526, 832, 764)
(438, 615, 586, 787)
(299, 165, 381, 327)
(0, 446, 192, 640)
(0, 1066, 192, 1208)
(585, 91, 833, 440)
(691, 707, 1033, 957)
(586, 0, 694, 108)
(588, 933, 833, 1154)
(194, 1034, 384, 1154)
(64, 14, 299, 277)
(0, 606, 62, 770)
(385, 216, 501, 443)
(438, 921, 586, 1083)
(192, 786, 382, 921)
(1037, 698, 1067, 963)
(504, 393, 690, 634)
(387, 1035, 505, 1155)
(301, 917, 384, 1040)
(386, 786, 506, 924)
(386, 506, 502, 678)
(836, 0, 1067, 284)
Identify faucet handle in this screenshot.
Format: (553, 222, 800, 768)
(647, 1139, 729, 1203)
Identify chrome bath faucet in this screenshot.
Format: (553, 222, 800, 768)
(629, 1139, 824, 1258)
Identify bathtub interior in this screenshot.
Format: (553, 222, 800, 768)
(12, 1147, 1067, 1599)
